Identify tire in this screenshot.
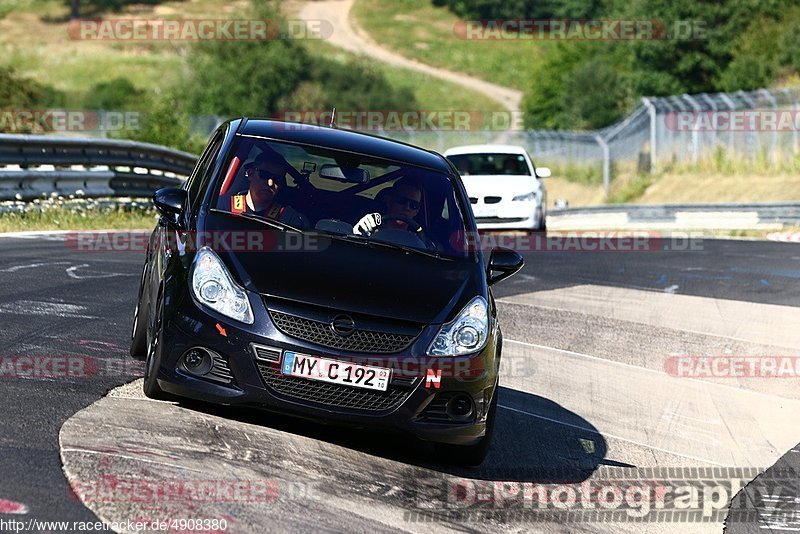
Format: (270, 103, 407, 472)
(435, 384, 498, 466)
(535, 204, 547, 232)
(143, 289, 168, 400)
(129, 263, 149, 360)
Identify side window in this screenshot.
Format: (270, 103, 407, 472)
(186, 132, 224, 211)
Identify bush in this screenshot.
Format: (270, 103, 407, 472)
(115, 92, 205, 154)
(83, 77, 143, 111)
(0, 66, 63, 108)
(430, 0, 602, 20)
(186, 2, 417, 119)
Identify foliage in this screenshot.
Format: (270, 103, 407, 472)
(445, 0, 800, 129)
(115, 92, 206, 154)
(430, 0, 603, 20)
(187, 3, 417, 119)
(83, 77, 143, 110)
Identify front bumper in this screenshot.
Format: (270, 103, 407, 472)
(154, 292, 500, 446)
(473, 200, 542, 230)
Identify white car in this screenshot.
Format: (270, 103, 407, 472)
(444, 144, 550, 231)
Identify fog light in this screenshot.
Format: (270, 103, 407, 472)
(182, 348, 213, 376)
(446, 394, 475, 421)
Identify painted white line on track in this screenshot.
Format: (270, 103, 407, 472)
(498, 404, 726, 466)
(0, 300, 98, 319)
(504, 338, 795, 402)
(0, 261, 72, 272)
(501, 339, 800, 466)
(65, 264, 134, 279)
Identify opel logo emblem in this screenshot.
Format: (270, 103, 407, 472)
(330, 314, 356, 337)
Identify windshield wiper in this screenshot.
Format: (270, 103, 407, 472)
(210, 209, 303, 233)
(341, 234, 446, 260)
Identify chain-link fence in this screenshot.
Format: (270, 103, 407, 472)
(382, 87, 800, 193)
(84, 85, 800, 194)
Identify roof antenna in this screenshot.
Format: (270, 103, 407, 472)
(329, 107, 337, 129)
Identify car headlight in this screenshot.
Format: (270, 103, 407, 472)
(512, 191, 536, 202)
(427, 296, 489, 356)
(191, 247, 254, 324)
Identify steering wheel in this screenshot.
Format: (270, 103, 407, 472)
(374, 213, 422, 234)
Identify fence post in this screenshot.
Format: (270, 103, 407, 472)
(682, 94, 701, 165)
(595, 134, 610, 195)
(783, 88, 799, 155)
(719, 93, 737, 156)
(759, 89, 778, 165)
(642, 97, 657, 173)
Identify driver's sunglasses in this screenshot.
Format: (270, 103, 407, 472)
(249, 168, 283, 186)
(391, 193, 421, 210)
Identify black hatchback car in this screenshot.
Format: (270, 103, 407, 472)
(130, 118, 523, 465)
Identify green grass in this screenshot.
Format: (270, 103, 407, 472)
(351, 0, 545, 91)
(0, 0, 501, 116)
(301, 34, 505, 114)
(0, 199, 157, 232)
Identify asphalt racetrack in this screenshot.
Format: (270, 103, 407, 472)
(1, 232, 799, 533)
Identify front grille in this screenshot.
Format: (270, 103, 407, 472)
(484, 196, 502, 204)
(475, 217, 527, 224)
(257, 362, 411, 411)
(269, 310, 417, 353)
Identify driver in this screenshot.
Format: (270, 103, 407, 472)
(354, 177, 423, 236)
(230, 153, 309, 228)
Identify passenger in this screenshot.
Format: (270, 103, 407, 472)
(230, 153, 309, 228)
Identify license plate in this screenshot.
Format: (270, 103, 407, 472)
(281, 351, 391, 392)
(474, 206, 497, 218)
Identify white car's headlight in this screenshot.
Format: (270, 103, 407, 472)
(512, 191, 536, 202)
(427, 296, 489, 356)
(191, 247, 254, 324)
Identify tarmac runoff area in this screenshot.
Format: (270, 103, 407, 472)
(59, 284, 800, 533)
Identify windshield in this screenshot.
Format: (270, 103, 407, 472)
(447, 153, 531, 176)
(213, 136, 471, 259)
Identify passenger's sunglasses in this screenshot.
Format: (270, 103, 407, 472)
(391, 193, 421, 210)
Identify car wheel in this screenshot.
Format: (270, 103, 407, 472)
(129, 262, 149, 360)
(535, 205, 547, 232)
(143, 289, 168, 399)
(435, 384, 498, 466)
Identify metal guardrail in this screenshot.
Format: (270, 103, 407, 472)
(550, 202, 800, 226)
(0, 134, 198, 200)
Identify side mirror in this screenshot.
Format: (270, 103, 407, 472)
(536, 167, 551, 178)
(153, 187, 187, 226)
(487, 247, 524, 286)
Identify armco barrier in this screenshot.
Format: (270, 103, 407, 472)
(0, 134, 198, 200)
(550, 202, 800, 228)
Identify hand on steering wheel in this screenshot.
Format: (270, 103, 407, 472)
(375, 213, 422, 234)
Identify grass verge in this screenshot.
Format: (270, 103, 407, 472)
(351, 0, 543, 91)
(1, 0, 502, 115)
(0, 198, 157, 232)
